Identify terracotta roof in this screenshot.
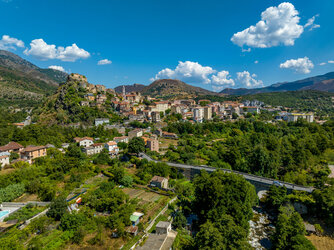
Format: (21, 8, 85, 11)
(162, 131, 177, 136)
(92, 143, 104, 147)
(150, 176, 167, 183)
(0, 155, 9, 160)
(106, 141, 117, 146)
(0, 142, 24, 152)
(114, 136, 128, 140)
(126, 226, 138, 234)
(22, 145, 46, 153)
(73, 137, 94, 142)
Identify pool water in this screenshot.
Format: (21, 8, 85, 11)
(0, 210, 10, 219)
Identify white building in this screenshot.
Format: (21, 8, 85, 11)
(113, 136, 129, 144)
(73, 137, 94, 148)
(204, 106, 212, 120)
(83, 143, 104, 155)
(105, 141, 119, 155)
(193, 107, 204, 123)
(95, 118, 110, 126)
(286, 113, 314, 123)
(0, 152, 10, 168)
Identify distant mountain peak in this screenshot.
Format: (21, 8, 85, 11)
(220, 71, 334, 95)
(141, 79, 216, 97)
(0, 50, 68, 107)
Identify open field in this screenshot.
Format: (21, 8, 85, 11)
(123, 187, 169, 225)
(0, 168, 15, 176)
(123, 188, 161, 203)
(13, 193, 39, 202)
(307, 235, 334, 250)
(159, 138, 178, 149)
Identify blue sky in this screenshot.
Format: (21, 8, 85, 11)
(0, 0, 333, 91)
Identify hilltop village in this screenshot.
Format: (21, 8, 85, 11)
(0, 73, 333, 250)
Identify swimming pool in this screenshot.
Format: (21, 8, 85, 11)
(0, 210, 10, 219)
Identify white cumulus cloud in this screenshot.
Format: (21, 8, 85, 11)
(211, 71, 235, 91)
(98, 59, 112, 65)
(231, 2, 304, 49)
(24, 39, 90, 62)
(280, 57, 314, 74)
(152, 61, 216, 84)
(304, 15, 320, 31)
(236, 71, 263, 88)
(48, 65, 65, 72)
(0, 35, 25, 50)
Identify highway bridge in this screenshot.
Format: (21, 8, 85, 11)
(139, 153, 314, 193)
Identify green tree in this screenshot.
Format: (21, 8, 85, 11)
(47, 196, 68, 221)
(266, 185, 287, 210)
(128, 137, 145, 154)
(195, 221, 225, 250)
(273, 205, 315, 250)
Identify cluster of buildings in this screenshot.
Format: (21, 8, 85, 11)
(0, 142, 47, 167)
(73, 137, 119, 157)
(275, 112, 314, 123)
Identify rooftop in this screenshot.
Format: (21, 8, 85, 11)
(156, 221, 171, 229)
(0, 142, 24, 152)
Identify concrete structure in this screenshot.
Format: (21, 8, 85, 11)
(0, 152, 10, 168)
(154, 101, 169, 113)
(147, 138, 159, 152)
(151, 111, 161, 123)
(193, 107, 204, 123)
(243, 106, 260, 114)
(128, 128, 143, 139)
(130, 212, 144, 226)
(0, 142, 24, 153)
(140, 153, 314, 194)
(73, 137, 94, 148)
(162, 131, 178, 139)
(95, 118, 109, 126)
(84, 93, 95, 101)
(20, 146, 47, 163)
(113, 136, 129, 144)
(286, 113, 314, 123)
(156, 221, 171, 235)
(150, 176, 168, 189)
(104, 141, 119, 155)
(203, 106, 212, 120)
(83, 143, 104, 156)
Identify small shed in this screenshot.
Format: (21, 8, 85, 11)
(126, 226, 138, 236)
(304, 222, 316, 234)
(150, 176, 168, 189)
(130, 212, 144, 226)
(155, 221, 171, 235)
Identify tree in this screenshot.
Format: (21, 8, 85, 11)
(232, 112, 239, 119)
(272, 205, 315, 250)
(47, 196, 68, 221)
(195, 221, 224, 250)
(120, 175, 133, 187)
(93, 148, 111, 165)
(193, 170, 257, 229)
(266, 185, 287, 210)
(173, 211, 187, 229)
(128, 137, 145, 154)
(60, 212, 87, 231)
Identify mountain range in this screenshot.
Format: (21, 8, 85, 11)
(221, 72, 334, 95)
(114, 83, 146, 93)
(0, 50, 67, 107)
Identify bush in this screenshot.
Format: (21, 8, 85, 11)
(0, 183, 25, 202)
(47, 196, 68, 221)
